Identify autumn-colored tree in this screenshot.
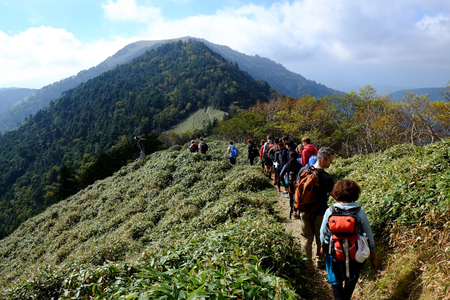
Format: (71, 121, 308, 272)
(401, 92, 440, 144)
(214, 111, 267, 142)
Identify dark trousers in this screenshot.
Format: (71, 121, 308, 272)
(331, 280, 358, 300)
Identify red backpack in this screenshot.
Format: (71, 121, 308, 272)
(294, 166, 320, 212)
(327, 206, 360, 278)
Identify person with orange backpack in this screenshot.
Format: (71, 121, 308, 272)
(320, 180, 377, 300)
(295, 146, 335, 267)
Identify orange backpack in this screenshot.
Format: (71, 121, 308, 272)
(294, 166, 320, 212)
(327, 206, 360, 278)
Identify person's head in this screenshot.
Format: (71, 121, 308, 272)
(302, 136, 311, 145)
(247, 139, 254, 145)
(191, 140, 195, 144)
(267, 135, 273, 141)
(286, 140, 295, 150)
(331, 180, 361, 203)
(229, 140, 234, 145)
(296, 144, 303, 154)
(260, 139, 265, 146)
(315, 146, 334, 169)
(200, 137, 204, 142)
(277, 142, 284, 150)
(282, 136, 289, 143)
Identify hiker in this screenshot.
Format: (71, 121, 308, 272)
(320, 179, 378, 300)
(199, 137, 208, 154)
(283, 140, 302, 219)
(301, 136, 318, 167)
(279, 139, 289, 196)
(247, 139, 259, 166)
(227, 140, 241, 165)
(263, 135, 275, 179)
(296, 144, 303, 165)
(259, 139, 266, 170)
(273, 142, 283, 189)
(282, 136, 289, 147)
(189, 140, 199, 153)
(297, 146, 335, 267)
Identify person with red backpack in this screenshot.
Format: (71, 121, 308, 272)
(295, 146, 335, 267)
(263, 135, 275, 179)
(320, 180, 378, 300)
(189, 140, 199, 152)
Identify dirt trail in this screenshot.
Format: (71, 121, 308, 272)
(275, 190, 335, 299)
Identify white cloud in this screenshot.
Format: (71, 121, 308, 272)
(102, 0, 163, 24)
(0, 26, 133, 88)
(2, 0, 450, 90)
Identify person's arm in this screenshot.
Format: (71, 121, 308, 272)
(301, 149, 307, 166)
(370, 251, 378, 269)
(319, 208, 332, 254)
(357, 208, 378, 269)
(227, 146, 230, 154)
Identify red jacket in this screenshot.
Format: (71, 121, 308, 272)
(301, 144, 318, 166)
(260, 145, 265, 159)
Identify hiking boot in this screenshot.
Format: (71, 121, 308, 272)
(282, 191, 288, 195)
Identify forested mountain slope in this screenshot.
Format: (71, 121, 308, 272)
(200, 38, 343, 98)
(0, 40, 170, 133)
(0, 37, 341, 133)
(0, 40, 272, 239)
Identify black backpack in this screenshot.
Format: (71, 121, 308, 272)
(199, 142, 208, 153)
(250, 144, 259, 158)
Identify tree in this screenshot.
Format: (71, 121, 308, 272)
(58, 165, 78, 200)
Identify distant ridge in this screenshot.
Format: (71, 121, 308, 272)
(390, 87, 446, 102)
(0, 88, 37, 115)
(0, 37, 342, 133)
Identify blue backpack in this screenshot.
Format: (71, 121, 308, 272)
(307, 155, 317, 166)
(230, 145, 238, 158)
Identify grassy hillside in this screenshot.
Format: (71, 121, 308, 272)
(0, 140, 306, 299)
(329, 140, 450, 299)
(165, 107, 227, 134)
(3, 138, 450, 299)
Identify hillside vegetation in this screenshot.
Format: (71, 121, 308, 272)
(0, 40, 272, 239)
(0, 141, 307, 299)
(165, 107, 227, 134)
(2, 137, 450, 298)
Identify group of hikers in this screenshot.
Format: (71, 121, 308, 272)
(233, 135, 377, 300)
(189, 138, 209, 154)
(188, 136, 378, 300)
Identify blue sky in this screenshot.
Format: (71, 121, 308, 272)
(1, 0, 450, 93)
